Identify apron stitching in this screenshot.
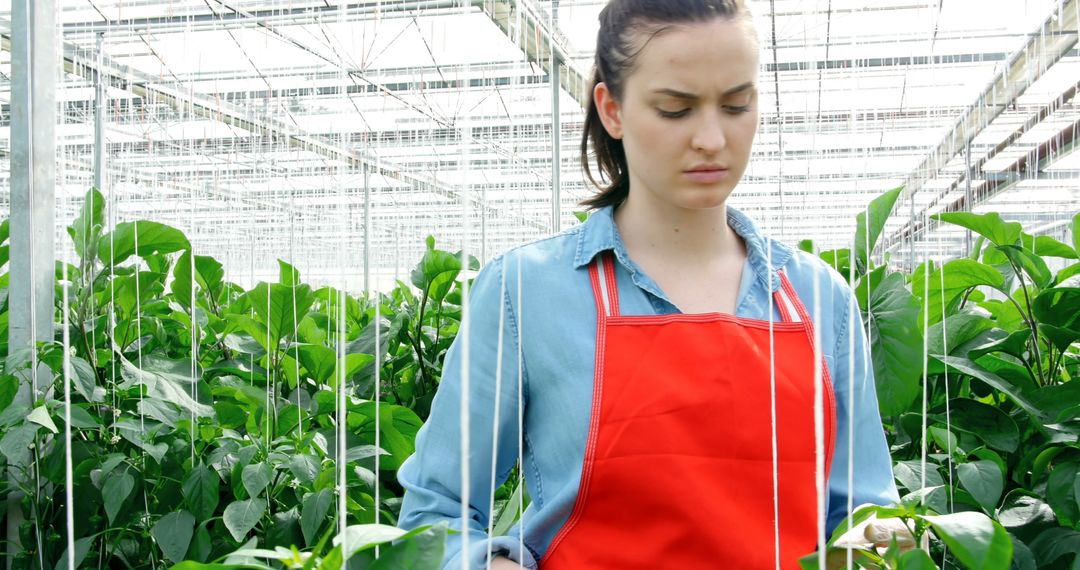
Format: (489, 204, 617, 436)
(542, 255, 610, 563)
(780, 274, 838, 479)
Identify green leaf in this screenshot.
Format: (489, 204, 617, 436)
(863, 270, 923, 417)
(242, 462, 273, 499)
(0, 423, 37, 463)
(1039, 323, 1080, 353)
(894, 459, 945, 492)
(1022, 234, 1078, 259)
(279, 260, 301, 286)
(27, 405, 58, 434)
(1000, 245, 1053, 290)
(933, 211, 1023, 248)
(333, 524, 409, 560)
(996, 491, 1056, 535)
(103, 470, 135, 523)
(113, 270, 166, 318)
(410, 249, 462, 304)
(214, 401, 247, 430)
(1046, 461, 1079, 527)
(819, 248, 852, 278)
(943, 399, 1019, 453)
(98, 220, 190, 266)
(930, 425, 959, 455)
(169, 562, 271, 570)
(290, 455, 319, 486)
(173, 251, 226, 310)
(922, 511, 1013, 570)
(916, 259, 1004, 324)
(573, 211, 589, 223)
(896, 548, 936, 570)
(248, 282, 314, 351)
(70, 356, 105, 402)
(183, 463, 221, 521)
(935, 355, 1043, 419)
(367, 522, 448, 570)
(118, 354, 212, 417)
(1034, 287, 1080, 330)
(927, 311, 995, 357)
(69, 188, 105, 260)
(287, 344, 337, 384)
(67, 404, 99, 428)
(853, 186, 903, 274)
(969, 328, 1032, 361)
(152, 510, 195, 563)
(0, 219, 8, 244)
(302, 489, 333, 546)
(1073, 211, 1080, 254)
(0, 375, 16, 414)
(1028, 527, 1080, 568)
(55, 536, 94, 570)
(223, 499, 266, 542)
(957, 460, 1004, 511)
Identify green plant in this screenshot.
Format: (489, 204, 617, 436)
(0, 189, 457, 568)
(803, 189, 1078, 569)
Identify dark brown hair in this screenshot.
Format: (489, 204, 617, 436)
(579, 0, 751, 210)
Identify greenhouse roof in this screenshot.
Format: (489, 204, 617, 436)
(0, 0, 1077, 288)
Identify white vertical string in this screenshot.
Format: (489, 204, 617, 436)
(921, 217, 931, 491)
(485, 257, 509, 568)
(812, 258, 827, 570)
(190, 186, 198, 467)
(767, 236, 781, 570)
(516, 255, 525, 568)
(458, 1, 473, 567)
(62, 234, 75, 570)
(846, 238, 857, 570)
(938, 230, 954, 514)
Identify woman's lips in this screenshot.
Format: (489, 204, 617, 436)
(683, 168, 730, 184)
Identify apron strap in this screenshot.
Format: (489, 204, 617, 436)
(591, 253, 807, 323)
(589, 252, 620, 318)
(773, 272, 802, 323)
(776, 272, 811, 323)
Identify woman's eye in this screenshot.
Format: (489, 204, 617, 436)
(724, 105, 751, 114)
(657, 108, 691, 119)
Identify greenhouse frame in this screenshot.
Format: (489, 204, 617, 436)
(1, 0, 1078, 568)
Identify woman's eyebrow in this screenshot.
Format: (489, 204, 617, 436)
(651, 82, 756, 100)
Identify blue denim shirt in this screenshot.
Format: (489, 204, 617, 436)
(397, 205, 899, 569)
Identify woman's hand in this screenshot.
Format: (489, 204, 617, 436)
(824, 515, 920, 568)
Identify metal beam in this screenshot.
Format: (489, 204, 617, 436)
(881, 0, 1078, 253)
(7, 0, 56, 566)
(4, 32, 549, 233)
(479, 0, 590, 109)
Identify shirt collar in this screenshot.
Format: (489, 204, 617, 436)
(573, 204, 793, 293)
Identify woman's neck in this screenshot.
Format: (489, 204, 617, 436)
(613, 193, 743, 264)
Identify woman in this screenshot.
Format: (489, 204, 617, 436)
(398, 0, 900, 567)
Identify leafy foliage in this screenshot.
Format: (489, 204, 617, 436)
(1, 188, 1074, 569)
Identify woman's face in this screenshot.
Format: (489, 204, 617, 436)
(596, 17, 760, 212)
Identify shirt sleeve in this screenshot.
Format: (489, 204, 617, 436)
(826, 285, 901, 535)
(396, 254, 537, 570)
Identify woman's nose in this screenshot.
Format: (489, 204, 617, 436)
(690, 111, 727, 153)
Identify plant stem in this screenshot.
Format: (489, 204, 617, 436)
(1008, 261, 1045, 385)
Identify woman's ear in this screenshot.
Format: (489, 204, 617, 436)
(593, 82, 624, 140)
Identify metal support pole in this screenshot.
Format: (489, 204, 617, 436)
(550, 0, 562, 233)
(7, 0, 57, 565)
(363, 164, 371, 294)
(94, 32, 105, 191)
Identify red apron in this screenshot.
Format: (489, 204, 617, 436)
(541, 253, 836, 568)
